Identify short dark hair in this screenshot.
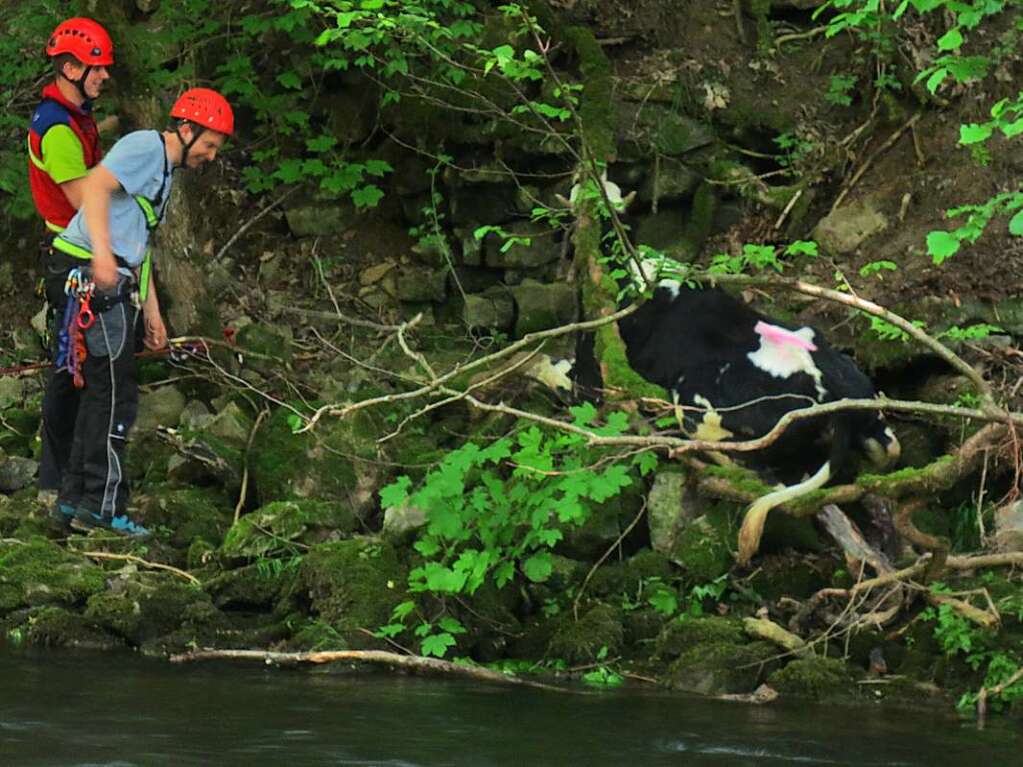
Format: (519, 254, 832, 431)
(53, 53, 81, 77)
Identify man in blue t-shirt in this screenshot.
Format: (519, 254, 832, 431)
(41, 88, 234, 536)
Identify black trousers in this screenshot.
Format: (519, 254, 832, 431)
(39, 252, 139, 517)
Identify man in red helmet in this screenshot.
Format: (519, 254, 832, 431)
(28, 17, 114, 234)
(41, 88, 234, 536)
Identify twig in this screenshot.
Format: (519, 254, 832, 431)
(298, 304, 639, 433)
(234, 408, 269, 524)
(278, 304, 401, 333)
(831, 113, 922, 213)
(573, 499, 648, 620)
(214, 188, 297, 262)
(775, 25, 830, 46)
(80, 551, 200, 586)
(773, 188, 803, 231)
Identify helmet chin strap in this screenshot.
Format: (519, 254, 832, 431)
(62, 65, 94, 104)
(173, 123, 205, 167)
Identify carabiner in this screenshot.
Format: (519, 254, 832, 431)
(77, 294, 95, 330)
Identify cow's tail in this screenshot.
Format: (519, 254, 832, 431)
(737, 459, 832, 566)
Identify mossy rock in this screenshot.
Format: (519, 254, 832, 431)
(300, 538, 407, 648)
(133, 484, 233, 550)
(0, 408, 39, 456)
(249, 406, 388, 516)
(558, 483, 645, 560)
(83, 575, 222, 647)
(546, 603, 624, 665)
(747, 554, 832, 602)
(673, 512, 734, 583)
(2, 605, 121, 649)
(581, 549, 675, 600)
(458, 580, 524, 662)
(768, 656, 861, 701)
(758, 510, 824, 557)
(655, 616, 746, 661)
(623, 606, 669, 652)
(666, 639, 777, 695)
(0, 494, 52, 539)
(206, 562, 300, 609)
(236, 322, 293, 363)
(222, 500, 357, 560)
(0, 539, 106, 614)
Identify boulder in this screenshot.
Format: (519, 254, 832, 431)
(0, 456, 38, 493)
(509, 281, 577, 338)
(135, 386, 187, 433)
(482, 222, 562, 269)
(814, 197, 888, 255)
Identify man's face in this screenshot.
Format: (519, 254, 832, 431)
(64, 61, 110, 99)
(183, 126, 227, 168)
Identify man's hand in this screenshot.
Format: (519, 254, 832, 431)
(91, 253, 119, 291)
(144, 311, 167, 351)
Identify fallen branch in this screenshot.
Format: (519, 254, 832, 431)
(170, 648, 569, 692)
(977, 664, 1023, 725)
(743, 617, 807, 654)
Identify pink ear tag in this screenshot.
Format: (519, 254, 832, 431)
(754, 321, 817, 351)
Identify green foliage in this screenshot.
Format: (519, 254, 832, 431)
(581, 646, 624, 687)
(708, 240, 818, 276)
(858, 260, 898, 279)
(816, 1, 1023, 263)
(681, 574, 730, 619)
(378, 405, 657, 656)
(921, 582, 1023, 714)
(825, 73, 858, 106)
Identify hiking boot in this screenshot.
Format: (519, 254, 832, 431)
(71, 508, 150, 537)
(48, 501, 78, 530)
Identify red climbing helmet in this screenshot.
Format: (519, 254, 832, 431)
(47, 18, 114, 66)
(170, 88, 234, 136)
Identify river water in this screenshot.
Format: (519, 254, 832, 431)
(1, 650, 1020, 766)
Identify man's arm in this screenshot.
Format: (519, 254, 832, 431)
(59, 176, 86, 209)
(142, 269, 166, 350)
(80, 164, 121, 290)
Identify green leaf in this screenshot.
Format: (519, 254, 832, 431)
(276, 71, 303, 90)
(937, 28, 963, 51)
(1010, 210, 1023, 236)
(420, 632, 456, 657)
(306, 135, 338, 152)
(522, 552, 553, 582)
(390, 600, 415, 621)
(364, 159, 393, 177)
(959, 123, 993, 146)
(438, 616, 467, 634)
(925, 67, 948, 93)
(380, 476, 411, 510)
(352, 184, 385, 208)
(648, 588, 678, 617)
(927, 230, 962, 264)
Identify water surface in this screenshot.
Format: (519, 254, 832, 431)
(1, 651, 1020, 766)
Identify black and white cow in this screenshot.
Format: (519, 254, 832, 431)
(575, 277, 900, 563)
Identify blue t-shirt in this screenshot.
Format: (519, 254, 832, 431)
(58, 130, 173, 268)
